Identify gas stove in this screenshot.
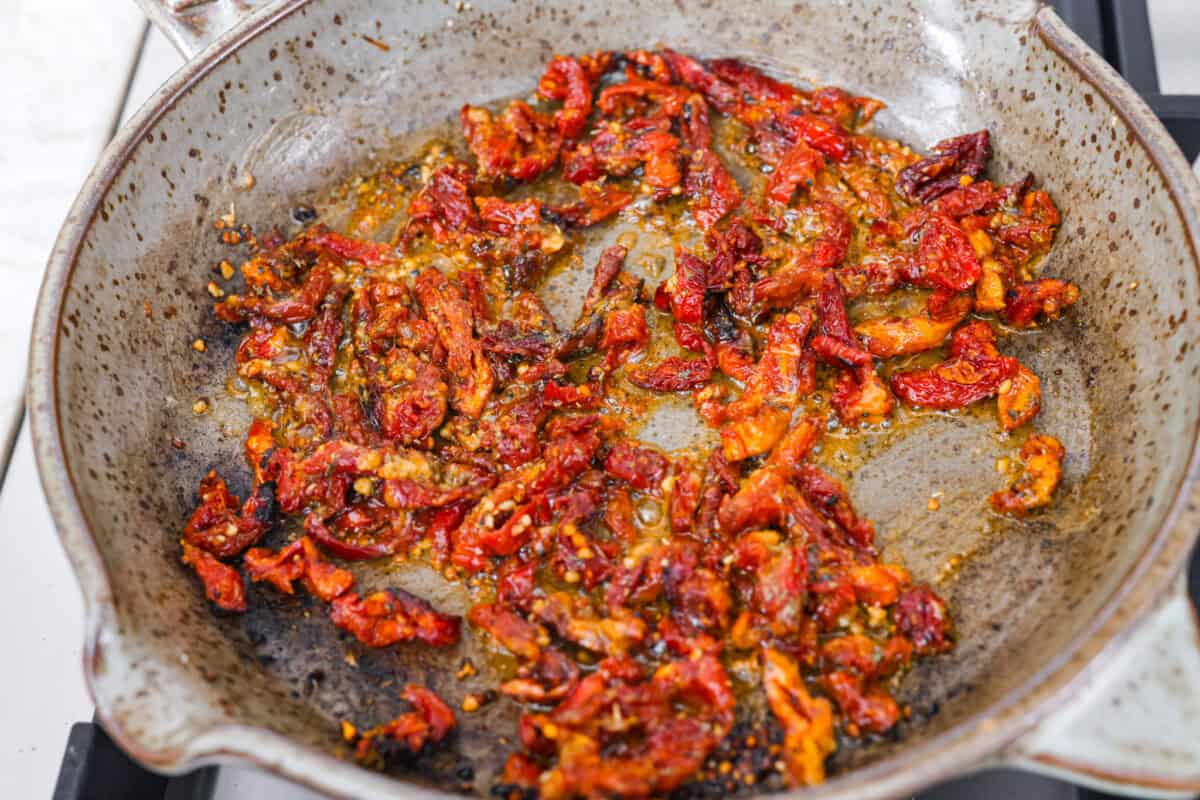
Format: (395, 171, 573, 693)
(50, 2, 1200, 799)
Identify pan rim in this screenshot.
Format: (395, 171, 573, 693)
(25, 2, 1200, 798)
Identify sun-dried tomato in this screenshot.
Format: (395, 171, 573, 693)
(763, 648, 835, 787)
(811, 334, 873, 367)
(578, 245, 628, 320)
(305, 505, 423, 561)
(768, 138, 825, 205)
(599, 306, 648, 367)
(626, 356, 714, 392)
(820, 634, 911, 680)
(469, 603, 543, 661)
(746, 543, 809, 633)
(531, 654, 734, 800)
(330, 588, 461, 648)
(855, 294, 971, 357)
(351, 684, 455, 761)
(660, 49, 739, 113)
(404, 163, 481, 243)
(374, 352, 448, 445)
(997, 364, 1042, 431)
(544, 181, 633, 227)
(710, 58, 803, 110)
(926, 175, 1029, 220)
(580, 114, 684, 193)
(220, 264, 336, 325)
(502, 647, 582, 703)
(667, 249, 708, 326)
(810, 85, 884, 128)
(753, 202, 851, 312)
(716, 419, 822, 534)
(720, 403, 791, 462)
(597, 68, 693, 118)
(1004, 278, 1081, 327)
(181, 543, 246, 612)
(183, 471, 274, 559)
(461, 101, 562, 182)
(624, 49, 672, 82)
(709, 219, 768, 286)
(904, 213, 982, 292)
(991, 434, 1065, 517)
(533, 592, 647, 657)
(822, 670, 901, 735)
(603, 440, 669, 493)
(414, 268, 495, 418)
(452, 429, 599, 571)
(305, 225, 396, 266)
(472, 553, 523, 605)
(684, 148, 742, 230)
(890, 320, 1018, 409)
(475, 196, 542, 237)
(781, 113, 852, 163)
(894, 586, 954, 655)
(797, 464, 876, 552)
(538, 54, 602, 139)
(667, 458, 703, 535)
(896, 130, 991, 204)
(245, 534, 356, 601)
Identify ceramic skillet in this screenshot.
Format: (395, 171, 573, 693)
(28, 1, 1200, 797)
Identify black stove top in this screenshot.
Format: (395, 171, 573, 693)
(51, 1, 1200, 798)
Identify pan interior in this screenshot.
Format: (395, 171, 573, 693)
(46, 0, 1200, 794)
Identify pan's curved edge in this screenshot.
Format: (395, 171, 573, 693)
(983, 0, 1200, 720)
(25, 3, 1200, 800)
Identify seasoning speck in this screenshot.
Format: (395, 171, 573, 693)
(207, 281, 225, 298)
(219, 260, 235, 280)
(192, 399, 209, 415)
(192, 338, 206, 353)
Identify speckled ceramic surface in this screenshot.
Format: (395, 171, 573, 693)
(27, 1, 1200, 798)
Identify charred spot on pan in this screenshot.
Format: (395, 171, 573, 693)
(303, 668, 327, 696)
(251, 481, 278, 526)
(490, 785, 538, 800)
(292, 204, 319, 223)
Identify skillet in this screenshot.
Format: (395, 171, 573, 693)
(28, 0, 1200, 797)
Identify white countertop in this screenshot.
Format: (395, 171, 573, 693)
(1, 2, 1196, 798)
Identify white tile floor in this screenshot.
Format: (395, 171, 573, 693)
(0, 2, 1196, 798)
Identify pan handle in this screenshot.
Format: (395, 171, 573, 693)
(132, 0, 267, 60)
(1004, 573, 1200, 797)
